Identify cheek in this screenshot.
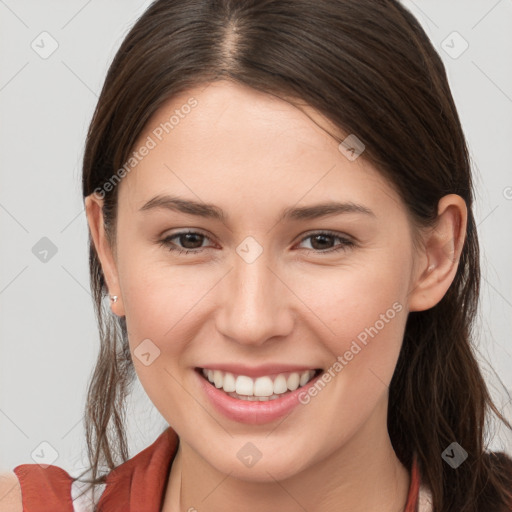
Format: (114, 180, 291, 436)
(293, 248, 411, 342)
(290, 250, 410, 397)
(119, 264, 214, 340)
(116, 254, 217, 416)
(115, 238, 225, 366)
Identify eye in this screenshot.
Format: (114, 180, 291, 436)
(158, 229, 355, 256)
(296, 231, 355, 254)
(158, 230, 213, 255)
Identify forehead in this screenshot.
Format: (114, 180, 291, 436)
(117, 80, 403, 218)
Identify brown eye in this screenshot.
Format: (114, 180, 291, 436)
(309, 234, 335, 250)
(159, 230, 211, 254)
(297, 231, 355, 253)
(175, 232, 205, 249)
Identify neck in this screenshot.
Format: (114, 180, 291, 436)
(163, 398, 410, 512)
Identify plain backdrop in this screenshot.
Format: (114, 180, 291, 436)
(1, 0, 511, 476)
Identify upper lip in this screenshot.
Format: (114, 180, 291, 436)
(197, 363, 321, 378)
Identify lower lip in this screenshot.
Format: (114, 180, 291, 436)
(195, 368, 323, 425)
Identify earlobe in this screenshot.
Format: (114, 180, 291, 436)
(407, 194, 467, 312)
(84, 194, 125, 316)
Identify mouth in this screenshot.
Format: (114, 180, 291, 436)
(195, 367, 323, 402)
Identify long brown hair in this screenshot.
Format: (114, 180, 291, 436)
(77, 1, 512, 510)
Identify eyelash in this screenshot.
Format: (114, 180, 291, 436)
(158, 230, 355, 256)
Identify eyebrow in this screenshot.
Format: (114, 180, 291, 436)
(139, 194, 376, 221)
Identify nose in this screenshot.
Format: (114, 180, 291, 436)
(215, 250, 294, 346)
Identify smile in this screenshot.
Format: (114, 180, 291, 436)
(197, 367, 322, 401)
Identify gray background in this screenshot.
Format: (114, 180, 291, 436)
(1, 0, 511, 475)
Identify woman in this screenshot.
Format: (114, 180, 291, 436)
(2, 0, 512, 511)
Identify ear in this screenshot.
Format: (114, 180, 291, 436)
(407, 194, 467, 312)
(84, 193, 125, 317)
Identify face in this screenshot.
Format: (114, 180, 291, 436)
(87, 80, 449, 481)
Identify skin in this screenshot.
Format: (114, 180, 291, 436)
(85, 80, 467, 512)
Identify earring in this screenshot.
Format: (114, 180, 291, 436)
(427, 264, 435, 273)
(110, 295, 118, 303)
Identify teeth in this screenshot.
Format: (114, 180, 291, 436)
(222, 372, 236, 392)
(213, 370, 223, 388)
(253, 376, 274, 397)
(273, 375, 288, 394)
(201, 368, 318, 398)
(299, 371, 311, 387)
(226, 392, 283, 401)
(287, 372, 300, 391)
(236, 375, 254, 396)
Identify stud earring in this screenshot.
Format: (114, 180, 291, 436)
(427, 264, 436, 273)
(110, 295, 118, 303)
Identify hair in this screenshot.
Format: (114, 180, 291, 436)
(76, 0, 512, 510)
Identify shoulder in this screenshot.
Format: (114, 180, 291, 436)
(0, 472, 22, 512)
(8, 464, 74, 511)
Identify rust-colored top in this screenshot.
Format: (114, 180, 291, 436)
(13, 426, 427, 511)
